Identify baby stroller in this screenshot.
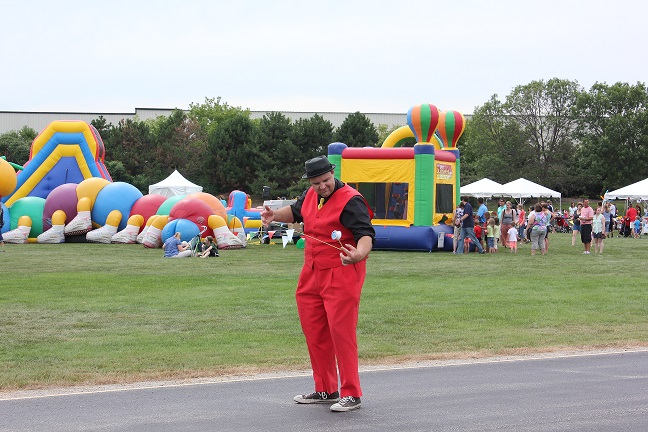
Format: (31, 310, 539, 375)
(554, 216, 571, 233)
(189, 226, 209, 256)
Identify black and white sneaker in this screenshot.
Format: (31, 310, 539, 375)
(330, 396, 361, 412)
(294, 391, 339, 404)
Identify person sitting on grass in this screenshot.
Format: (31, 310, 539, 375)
(198, 236, 219, 258)
(163, 232, 192, 258)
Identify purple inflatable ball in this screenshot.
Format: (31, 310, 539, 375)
(42, 183, 79, 231)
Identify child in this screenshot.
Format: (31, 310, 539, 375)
(507, 223, 519, 253)
(592, 206, 607, 253)
(633, 216, 642, 239)
(493, 217, 501, 252)
(198, 235, 219, 258)
(473, 215, 483, 251)
(486, 218, 496, 253)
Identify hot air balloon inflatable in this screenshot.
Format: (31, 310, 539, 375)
(436, 110, 466, 149)
(327, 104, 465, 252)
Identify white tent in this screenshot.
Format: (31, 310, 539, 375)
(500, 178, 561, 207)
(148, 170, 203, 197)
(460, 178, 506, 198)
(604, 178, 648, 201)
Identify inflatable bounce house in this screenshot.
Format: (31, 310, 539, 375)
(327, 103, 465, 251)
(0, 121, 246, 249)
(0, 105, 465, 252)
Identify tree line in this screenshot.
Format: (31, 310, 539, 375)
(1, 81, 647, 200)
(461, 78, 648, 197)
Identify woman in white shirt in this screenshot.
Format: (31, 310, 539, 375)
(592, 206, 607, 254)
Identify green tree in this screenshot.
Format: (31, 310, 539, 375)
(0, 126, 37, 165)
(206, 114, 259, 193)
(250, 112, 301, 197)
(291, 114, 334, 159)
(91, 115, 113, 140)
(188, 97, 249, 136)
(503, 78, 582, 190)
(376, 124, 416, 148)
(104, 160, 129, 182)
(460, 96, 534, 185)
(334, 112, 379, 147)
(575, 81, 648, 195)
(103, 118, 154, 192)
(146, 110, 207, 186)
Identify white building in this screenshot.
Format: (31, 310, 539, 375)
(0, 108, 416, 134)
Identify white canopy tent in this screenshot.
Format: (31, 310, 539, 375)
(460, 178, 506, 198)
(604, 178, 648, 202)
(148, 170, 203, 197)
(500, 178, 562, 208)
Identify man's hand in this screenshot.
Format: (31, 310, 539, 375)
(339, 244, 359, 266)
(260, 205, 274, 227)
(339, 236, 372, 265)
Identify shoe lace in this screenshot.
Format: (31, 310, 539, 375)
(317, 391, 330, 400)
(339, 396, 356, 405)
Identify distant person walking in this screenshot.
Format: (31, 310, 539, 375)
(500, 201, 516, 248)
(528, 203, 548, 256)
(456, 197, 486, 254)
(571, 202, 582, 246)
(592, 206, 607, 253)
(453, 202, 465, 254)
(517, 204, 527, 243)
(507, 224, 519, 253)
(579, 199, 594, 254)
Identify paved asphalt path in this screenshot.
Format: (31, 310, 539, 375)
(1, 349, 647, 431)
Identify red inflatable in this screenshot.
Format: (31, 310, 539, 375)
(168, 198, 216, 237)
(130, 194, 168, 233)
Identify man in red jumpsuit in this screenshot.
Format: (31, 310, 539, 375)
(261, 155, 375, 412)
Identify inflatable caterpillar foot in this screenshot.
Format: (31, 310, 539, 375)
(86, 225, 118, 244)
(65, 211, 92, 236)
(37, 225, 65, 244)
(214, 225, 246, 249)
(111, 224, 140, 244)
(3, 225, 31, 244)
(136, 225, 149, 244)
(142, 226, 163, 248)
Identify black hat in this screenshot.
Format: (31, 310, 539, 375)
(302, 156, 335, 179)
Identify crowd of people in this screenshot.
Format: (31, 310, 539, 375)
(453, 197, 646, 256)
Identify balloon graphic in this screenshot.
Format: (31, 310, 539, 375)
(407, 104, 440, 144)
(436, 110, 466, 148)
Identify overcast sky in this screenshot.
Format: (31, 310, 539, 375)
(1, 0, 646, 115)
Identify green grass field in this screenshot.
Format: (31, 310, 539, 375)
(1, 233, 647, 391)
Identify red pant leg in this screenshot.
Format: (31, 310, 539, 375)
(296, 261, 365, 398)
(296, 265, 338, 393)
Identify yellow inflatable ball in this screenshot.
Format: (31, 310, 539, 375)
(0, 158, 17, 197)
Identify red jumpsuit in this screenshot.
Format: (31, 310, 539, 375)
(297, 185, 368, 398)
